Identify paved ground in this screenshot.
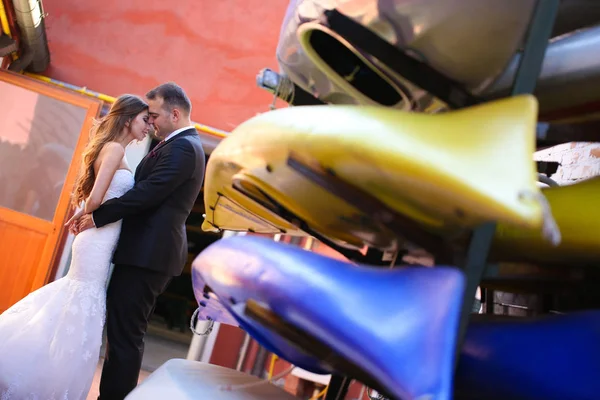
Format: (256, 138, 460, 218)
(86, 325, 190, 399)
(86, 358, 151, 400)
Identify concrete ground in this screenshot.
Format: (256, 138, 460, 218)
(86, 359, 150, 400)
(86, 324, 191, 399)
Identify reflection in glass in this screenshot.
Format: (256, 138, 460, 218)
(0, 81, 87, 221)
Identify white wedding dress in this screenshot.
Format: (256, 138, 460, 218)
(0, 169, 134, 400)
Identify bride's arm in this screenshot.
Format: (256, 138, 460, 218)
(83, 142, 125, 214)
(65, 142, 124, 231)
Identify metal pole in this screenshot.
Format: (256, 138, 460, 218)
(250, 346, 270, 378)
(199, 322, 221, 363)
(235, 333, 252, 371)
(186, 230, 237, 362)
(510, 0, 560, 96)
(185, 320, 213, 361)
(453, 222, 497, 368)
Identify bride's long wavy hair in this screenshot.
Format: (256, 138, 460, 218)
(72, 94, 148, 207)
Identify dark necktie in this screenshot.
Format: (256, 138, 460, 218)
(148, 140, 166, 158)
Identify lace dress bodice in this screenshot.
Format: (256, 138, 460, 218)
(67, 169, 134, 284)
(103, 169, 135, 202)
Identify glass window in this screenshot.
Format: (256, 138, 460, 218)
(0, 81, 87, 221)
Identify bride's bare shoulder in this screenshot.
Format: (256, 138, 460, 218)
(93, 142, 125, 172)
(98, 142, 125, 159)
(101, 141, 125, 154)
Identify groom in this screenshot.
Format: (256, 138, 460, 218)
(73, 82, 205, 399)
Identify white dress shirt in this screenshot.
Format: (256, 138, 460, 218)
(163, 125, 195, 142)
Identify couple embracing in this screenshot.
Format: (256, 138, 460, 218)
(0, 82, 205, 400)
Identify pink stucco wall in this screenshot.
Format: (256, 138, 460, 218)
(42, 0, 288, 131)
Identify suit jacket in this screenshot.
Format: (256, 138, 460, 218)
(93, 128, 205, 276)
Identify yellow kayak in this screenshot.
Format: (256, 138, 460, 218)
(203, 95, 550, 251)
(492, 177, 600, 267)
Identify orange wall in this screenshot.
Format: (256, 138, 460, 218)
(41, 0, 288, 131)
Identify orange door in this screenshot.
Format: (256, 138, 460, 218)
(0, 71, 101, 312)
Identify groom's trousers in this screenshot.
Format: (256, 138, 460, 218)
(98, 264, 171, 400)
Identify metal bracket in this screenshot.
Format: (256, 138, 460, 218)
(453, 222, 497, 367)
(510, 0, 560, 96)
(325, 375, 352, 400)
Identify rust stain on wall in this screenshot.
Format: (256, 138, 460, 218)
(42, 0, 288, 130)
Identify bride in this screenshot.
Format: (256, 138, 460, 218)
(0, 94, 150, 399)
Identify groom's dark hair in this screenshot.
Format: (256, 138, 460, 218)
(146, 82, 192, 116)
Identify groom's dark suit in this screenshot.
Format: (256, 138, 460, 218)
(93, 127, 205, 399)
